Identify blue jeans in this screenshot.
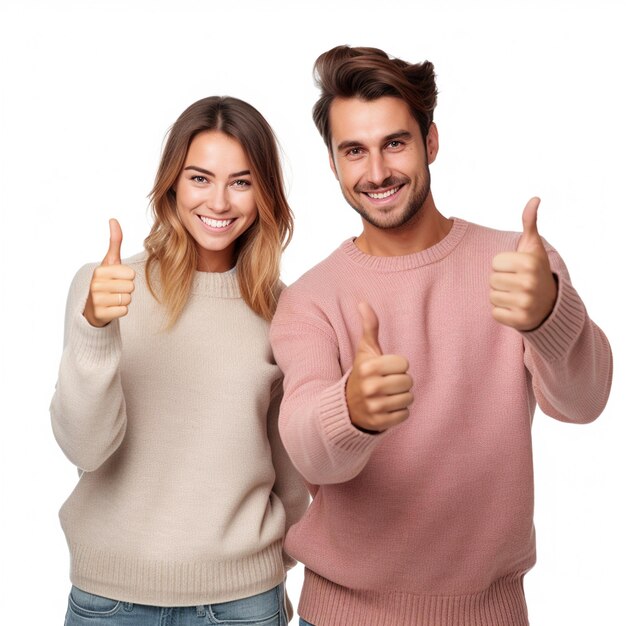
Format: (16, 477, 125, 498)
(64, 583, 287, 625)
(299, 620, 314, 626)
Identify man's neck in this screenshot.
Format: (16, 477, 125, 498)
(354, 200, 453, 257)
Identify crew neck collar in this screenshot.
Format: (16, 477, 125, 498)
(340, 218, 468, 272)
(190, 267, 241, 298)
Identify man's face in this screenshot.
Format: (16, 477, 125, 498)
(328, 96, 438, 230)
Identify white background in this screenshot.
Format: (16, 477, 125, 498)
(1, 1, 624, 624)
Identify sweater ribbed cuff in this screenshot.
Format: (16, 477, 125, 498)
(318, 370, 388, 455)
(69, 313, 121, 366)
(298, 569, 529, 626)
(522, 273, 586, 362)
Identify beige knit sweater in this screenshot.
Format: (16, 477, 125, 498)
(51, 252, 309, 607)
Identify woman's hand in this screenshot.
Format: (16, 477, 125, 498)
(83, 219, 136, 327)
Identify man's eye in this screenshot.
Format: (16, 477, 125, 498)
(387, 140, 403, 149)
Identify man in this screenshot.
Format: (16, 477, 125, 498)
(270, 45, 612, 626)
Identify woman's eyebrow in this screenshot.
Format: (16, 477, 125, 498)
(183, 166, 251, 178)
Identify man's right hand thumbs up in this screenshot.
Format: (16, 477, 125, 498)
(346, 302, 413, 432)
(83, 219, 136, 328)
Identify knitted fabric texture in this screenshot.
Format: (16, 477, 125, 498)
(270, 219, 612, 626)
(51, 253, 309, 606)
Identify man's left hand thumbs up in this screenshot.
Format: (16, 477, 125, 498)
(490, 197, 557, 331)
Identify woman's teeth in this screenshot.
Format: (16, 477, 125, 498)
(200, 216, 234, 228)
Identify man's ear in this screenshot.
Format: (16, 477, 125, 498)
(328, 149, 339, 180)
(426, 123, 439, 164)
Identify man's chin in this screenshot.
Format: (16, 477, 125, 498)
(357, 205, 419, 230)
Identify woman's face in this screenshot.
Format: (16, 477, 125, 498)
(174, 130, 258, 272)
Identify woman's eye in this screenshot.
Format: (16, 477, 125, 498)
(191, 175, 207, 183)
(232, 179, 251, 188)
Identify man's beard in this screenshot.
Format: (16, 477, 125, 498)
(343, 167, 431, 230)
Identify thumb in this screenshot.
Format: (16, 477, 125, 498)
(517, 197, 544, 254)
(357, 301, 383, 357)
(103, 218, 123, 265)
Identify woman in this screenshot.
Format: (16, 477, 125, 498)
(51, 96, 308, 625)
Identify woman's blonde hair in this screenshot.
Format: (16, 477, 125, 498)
(144, 96, 293, 326)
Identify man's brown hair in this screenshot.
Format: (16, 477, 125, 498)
(312, 46, 438, 148)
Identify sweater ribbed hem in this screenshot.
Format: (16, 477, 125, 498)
(298, 569, 529, 626)
(69, 540, 286, 607)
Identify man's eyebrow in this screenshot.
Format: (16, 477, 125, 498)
(335, 131, 413, 153)
(183, 166, 251, 178)
(336, 140, 363, 152)
(384, 131, 413, 143)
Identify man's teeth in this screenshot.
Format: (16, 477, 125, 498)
(366, 187, 400, 199)
(200, 216, 234, 228)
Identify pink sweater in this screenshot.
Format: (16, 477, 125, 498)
(270, 219, 612, 626)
